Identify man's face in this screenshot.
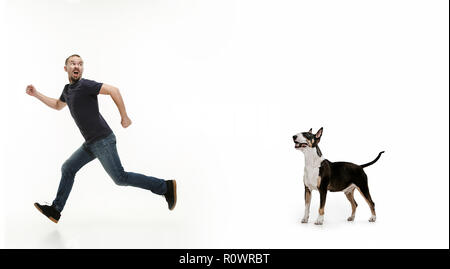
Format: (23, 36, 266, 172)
(64, 56, 84, 83)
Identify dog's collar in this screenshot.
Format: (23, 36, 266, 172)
(316, 146, 322, 157)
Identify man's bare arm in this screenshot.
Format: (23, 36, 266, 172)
(26, 84, 66, 110)
(99, 83, 132, 128)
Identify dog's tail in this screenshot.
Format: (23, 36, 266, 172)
(360, 151, 385, 168)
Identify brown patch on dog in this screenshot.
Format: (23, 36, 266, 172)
(345, 189, 358, 217)
(319, 208, 324, 215)
(357, 187, 376, 216)
(305, 188, 311, 204)
(317, 176, 322, 188)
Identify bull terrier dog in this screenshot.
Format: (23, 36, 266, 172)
(293, 127, 384, 225)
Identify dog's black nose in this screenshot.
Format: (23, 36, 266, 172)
(293, 135, 297, 141)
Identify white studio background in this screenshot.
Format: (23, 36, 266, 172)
(2, 0, 448, 249)
(0, 0, 5, 248)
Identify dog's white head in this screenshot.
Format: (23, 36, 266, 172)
(293, 127, 323, 156)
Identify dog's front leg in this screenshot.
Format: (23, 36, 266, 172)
(315, 188, 327, 225)
(301, 187, 312, 223)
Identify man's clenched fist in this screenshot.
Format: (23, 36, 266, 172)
(26, 85, 37, 96)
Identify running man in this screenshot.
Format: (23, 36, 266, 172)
(26, 54, 177, 223)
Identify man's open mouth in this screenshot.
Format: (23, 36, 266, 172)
(73, 71, 80, 75)
(295, 142, 308, 148)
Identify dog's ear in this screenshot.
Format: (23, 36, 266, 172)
(309, 128, 313, 134)
(315, 127, 323, 139)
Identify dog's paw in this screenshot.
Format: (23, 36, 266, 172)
(301, 218, 309, 224)
(369, 215, 376, 222)
(347, 216, 355, 222)
(314, 216, 324, 225)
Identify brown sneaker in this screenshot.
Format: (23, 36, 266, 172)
(34, 203, 61, 223)
(164, 180, 177, 210)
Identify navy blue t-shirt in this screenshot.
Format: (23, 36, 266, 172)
(59, 78, 113, 144)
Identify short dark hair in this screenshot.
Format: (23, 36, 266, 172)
(65, 54, 82, 65)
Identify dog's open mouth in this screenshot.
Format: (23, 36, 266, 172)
(295, 143, 308, 148)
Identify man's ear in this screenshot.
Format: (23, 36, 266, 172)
(64, 66, 68, 72)
(315, 127, 323, 139)
(309, 128, 313, 134)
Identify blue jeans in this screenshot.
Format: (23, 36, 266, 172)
(52, 133, 167, 212)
